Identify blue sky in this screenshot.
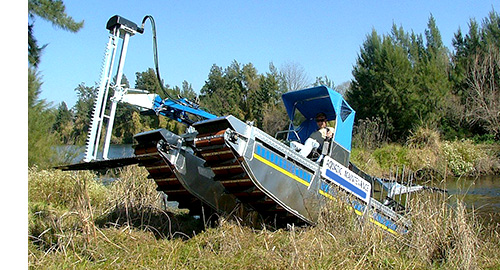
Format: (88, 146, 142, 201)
(33, 1, 499, 108)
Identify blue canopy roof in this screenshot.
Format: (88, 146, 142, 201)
(281, 86, 356, 151)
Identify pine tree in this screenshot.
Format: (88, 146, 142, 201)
(28, 0, 83, 67)
(71, 83, 96, 145)
(347, 17, 453, 141)
(28, 0, 83, 167)
(53, 102, 74, 143)
(28, 68, 59, 167)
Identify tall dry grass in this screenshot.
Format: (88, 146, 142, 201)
(406, 192, 481, 269)
(28, 166, 500, 269)
(28, 165, 200, 266)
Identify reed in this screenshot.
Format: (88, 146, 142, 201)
(406, 191, 481, 269)
(28, 166, 500, 269)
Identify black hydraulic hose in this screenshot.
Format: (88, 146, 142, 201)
(141, 15, 176, 101)
(139, 15, 213, 123)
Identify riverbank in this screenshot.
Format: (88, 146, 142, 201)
(351, 131, 500, 180)
(28, 166, 500, 269)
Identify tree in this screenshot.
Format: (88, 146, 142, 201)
(28, 0, 83, 168)
(451, 9, 500, 139)
(313, 75, 335, 89)
(53, 101, 74, 144)
(347, 29, 415, 140)
(257, 63, 284, 132)
(110, 74, 138, 144)
(132, 68, 188, 136)
(135, 68, 166, 97)
(280, 61, 310, 92)
(336, 81, 351, 97)
(28, 0, 83, 67)
(414, 15, 452, 127)
(71, 83, 96, 144)
(199, 61, 289, 132)
(465, 45, 500, 139)
(199, 62, 245, 119)
(28, 68, 59, 167)
(347, 17, 452, 141)
(181, 80, 197, 100)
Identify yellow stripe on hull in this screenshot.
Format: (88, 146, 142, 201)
(319, 188, 399, 235)
(253, 153, 310, 187)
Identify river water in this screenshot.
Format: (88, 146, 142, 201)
(56, 144, 135, 163)
(57, 144, 500, 225)
(446, 175, 500, 226)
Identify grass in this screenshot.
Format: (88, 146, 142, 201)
(28, 165, 500, 269)
(351, 127, 500, 178)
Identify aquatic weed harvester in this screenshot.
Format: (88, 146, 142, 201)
(59, 15, 441, 234)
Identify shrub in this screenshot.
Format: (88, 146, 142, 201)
(372, 144, 409, 169)
(441, 140, 486, 176)
(350, 147, 384, 176)
(352, 117, 387, 149)
(407, 126, 441, 149)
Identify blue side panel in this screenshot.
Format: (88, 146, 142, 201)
(255, 144, 313, 184)
(332, 106, 355, 151)
(329, 89, 355, 152)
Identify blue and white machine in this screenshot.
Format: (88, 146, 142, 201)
(61, 15, 435, 234)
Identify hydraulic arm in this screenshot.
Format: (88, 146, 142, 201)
(84, 15, 215, 162)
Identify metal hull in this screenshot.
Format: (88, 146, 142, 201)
(131, 116, 409, 233)
(194, 116, 410, 233)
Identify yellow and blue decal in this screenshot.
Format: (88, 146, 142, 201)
(319, 180, 405, 235)
(254, 144, 312, 187)
(253, 143, 405, 235)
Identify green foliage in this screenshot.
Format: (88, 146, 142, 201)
(200, 61, 286, 133)
(135, 68, 165, 97)
(351, 124, 499, 177)
(180, 80, 197, 100)
(28, 68, 59, 168)
(28, 0, 84, 168)
(441, 139, 487, 176)
(451, 10, 500, 139)
(471, 133, 497, 144)
(28, 0, 83, 67)
(372, 144, 409, 169)
(53, 101, 75, 144)
(200, 62, 247, 119)
(347, 15, 452, 141)
(128, 68, 189, 140)
(55, 61, 290, 145)
(71, 83, 96, 144)
(29, 6, 500, 168)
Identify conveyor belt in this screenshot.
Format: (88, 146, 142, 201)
(134, 131, 207, 216)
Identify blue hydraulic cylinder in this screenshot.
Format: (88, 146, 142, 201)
(152, 95, 217, 125)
